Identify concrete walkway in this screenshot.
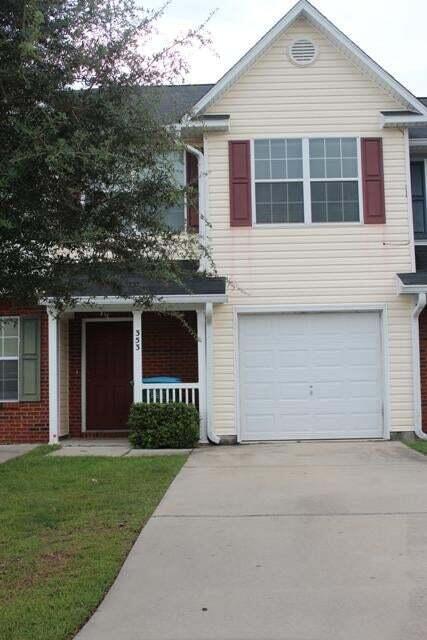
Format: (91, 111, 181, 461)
(0, 444, 37, 464)
(50, 439, 192, 457)
(75, 441, 427, 640)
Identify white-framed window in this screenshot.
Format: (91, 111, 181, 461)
(254, 139, 304, 224)
(0, 317, 19, 402)
(252, 136, 361, 225)
(163, 150, 186, 231)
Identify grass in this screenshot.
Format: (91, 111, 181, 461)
(0, 446, 187, 640)
(405, 440, 427, 455)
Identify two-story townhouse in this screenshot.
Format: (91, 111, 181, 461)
(2, 0, 427, 445)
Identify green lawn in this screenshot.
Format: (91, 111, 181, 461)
(406, 440, 427, 455)
(0, 446, 187, 640)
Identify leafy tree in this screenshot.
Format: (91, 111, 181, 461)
(0, 0, 212, 309)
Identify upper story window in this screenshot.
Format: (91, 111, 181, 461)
(411, 161, 427, 239)
(0, 318, 19, 402)
(253, 137, 360, 225)
(254, 139, 304, 224)
(163, 151, 185, 232)
(309, 138, 359, 223)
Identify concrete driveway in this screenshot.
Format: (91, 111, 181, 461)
(76, 442, 427, 640)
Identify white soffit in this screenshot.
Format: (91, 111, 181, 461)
(191, 0, 427, 117)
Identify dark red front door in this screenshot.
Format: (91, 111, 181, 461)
(86, 321, 133, 430)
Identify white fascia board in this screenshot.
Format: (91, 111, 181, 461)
(396, 276, 427, 295)
(382, 115, 427, 128)
(41, 294, 227, 310)
(399, 285, 427, 295)
(174, 118, 230, 133)
(191, 0, 427, 117)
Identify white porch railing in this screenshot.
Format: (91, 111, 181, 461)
(140, 383, 200, 407)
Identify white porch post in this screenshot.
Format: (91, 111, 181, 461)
(48, 309, 60, 444)
(205, 302, 220, 444)
(196, 307, 207, 442)
(132, 310, 143, 403)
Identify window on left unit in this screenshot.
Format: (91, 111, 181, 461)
(162, 151, 186, 231)
(0, 318, 19, 402)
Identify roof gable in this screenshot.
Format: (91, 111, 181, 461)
(191, 0, 427, 117)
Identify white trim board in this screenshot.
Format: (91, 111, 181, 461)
(233, 304, 390, 442)
(191, 0, 426, 117)
(42, 294, 227, 311)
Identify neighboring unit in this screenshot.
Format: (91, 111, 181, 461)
(2, 0, 427, 444)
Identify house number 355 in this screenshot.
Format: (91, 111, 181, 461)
(135, 329, 141, 351)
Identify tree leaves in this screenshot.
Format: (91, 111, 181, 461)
(0, 0, 213, 308)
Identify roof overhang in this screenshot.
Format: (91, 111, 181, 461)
(396, 274, 427, 294)
(191, 0, 427, 117)
(382, 114, 427, 128)
(42, 293, 228, 312)
(176, 115, 230, 134)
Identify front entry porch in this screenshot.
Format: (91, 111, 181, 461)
(48, 305, 211, 443)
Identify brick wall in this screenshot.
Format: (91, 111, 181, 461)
(142, 312, 198, 381)
(69, 311, 198, 437)
(0, 305, 49, 443)
(419, 310, 427, 433)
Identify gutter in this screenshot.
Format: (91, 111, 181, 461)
(382, 114, 427, 128)
(205, 302, 220, 444)
(412, 293, 427, 440)
(175, 117, 230, 134)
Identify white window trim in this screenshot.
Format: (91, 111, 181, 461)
(0, 316, 20, 403)
(413, 158, 427, 245)
(251, 135, 363, 227)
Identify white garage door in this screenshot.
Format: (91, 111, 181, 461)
(238, 312, 384, 441)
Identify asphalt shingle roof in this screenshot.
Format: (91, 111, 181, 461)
(138, 84, 213, 123)
(66, 261, 226, 298)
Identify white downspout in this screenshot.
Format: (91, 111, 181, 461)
(185, 144, 208, 273)
(412, 293, 427, 439)
(205, 302, 220, 444)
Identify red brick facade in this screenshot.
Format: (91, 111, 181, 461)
(69, 311, 198, 438)
(0, 306, 49, 443)
(0, 306, 198, 443)
(419, 310, 427, 433)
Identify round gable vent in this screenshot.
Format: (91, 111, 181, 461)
(289, 39, 317, 66)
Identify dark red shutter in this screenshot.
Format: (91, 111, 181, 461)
(229, 141, 252, 227)
(361, 138, 386, 224)
(186, 152, 199, 231)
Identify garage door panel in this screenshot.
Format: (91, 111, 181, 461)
(346, 348, 379, 366)
(277, 350, 311, 367)
(347, 365, 379, 382)
(275, 368, 312, 383)
(276, 383, 311, 400)
(245, 415, 276, 434)
(242, 383, 275, 400)
(311, 349, 342, 366)
(239, 312, 383, 441)
(310, 365, 346, 382)
(348, 381, 379, 398)
(241, 350, 275, 368)
(314, 381, 346, 399)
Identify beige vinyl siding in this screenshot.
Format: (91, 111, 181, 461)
(205, 17, 415, 437)
(59, 318, 69, 437)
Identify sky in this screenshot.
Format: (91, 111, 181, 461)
(148, 0, 427, 96)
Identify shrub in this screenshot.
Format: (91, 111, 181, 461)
(128, 402, 200, 449)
